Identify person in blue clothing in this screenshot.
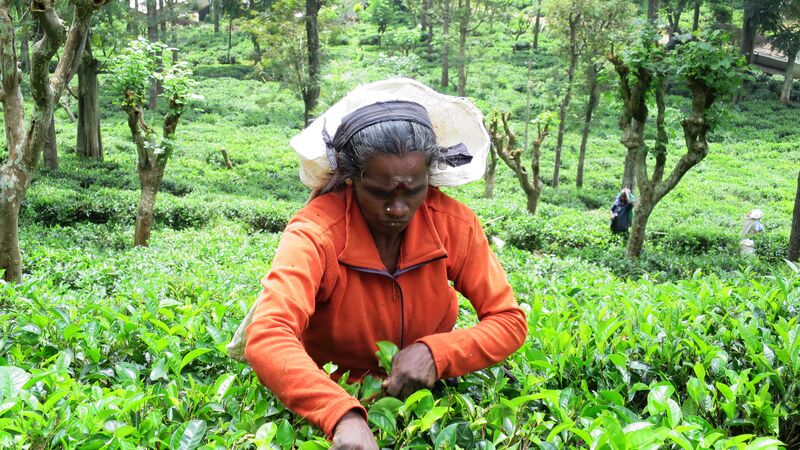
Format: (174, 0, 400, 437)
(610, 188, 634, 235)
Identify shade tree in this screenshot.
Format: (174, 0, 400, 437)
(741, 0, 762, 63)
(758, 0, 800, 104)
(572, 0, 632, 188)
(108, 37, 196, 246)
(547, 0, 631, 189)
(486, 111, 557, 214)
(75, 2, 134, 160)
(1, 0, 109, 282)
(246, 0, 324, 124)
(609, 26, 745, 257)
(790, 170, 800, 261)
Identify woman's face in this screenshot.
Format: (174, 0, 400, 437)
(354, 152, 429, 238)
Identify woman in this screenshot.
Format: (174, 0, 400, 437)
(244, 79, 527, 449)
(610, 188, 634, 235)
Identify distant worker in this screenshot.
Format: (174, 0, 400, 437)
(610, 188, 634, 235)
(740, 209, 764, 255)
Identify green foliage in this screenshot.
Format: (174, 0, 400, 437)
(360, 0, 403, 34)
(669, 30, 746, 95)
(243, 0, 336, 109)
(21, 182, 296, 233)
(191, 64, 255, 80)
(612, 21, 668, 80)
(108, 37, 198, 114)
(382, 26, 422, 56)
(758, 0, 800, 57)
(107, 37, 165, 108)
(375, 341, 399, 374)
(159, 62, 200, 115)
(2, 224, 797, 447)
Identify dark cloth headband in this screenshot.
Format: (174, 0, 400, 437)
(321, 100, 472, 171)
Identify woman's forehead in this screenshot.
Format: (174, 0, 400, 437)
(362, 153, 428, 184)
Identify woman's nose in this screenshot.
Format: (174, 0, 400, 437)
(385, 201, 409, 218)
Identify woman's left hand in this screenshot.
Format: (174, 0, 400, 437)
(384, 343, 437, 399)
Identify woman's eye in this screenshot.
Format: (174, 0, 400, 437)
(370, 189, 392, 198)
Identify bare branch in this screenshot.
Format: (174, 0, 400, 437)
(51, 7, 92, 95)
(0, 0, 20, 92)
(59, 97, 75, 122)
(652, 78, 668, 184)
(0, 88, 4, 103)
(655, 150, 703, 201)
(30, 6, 65, 106)
(35, 3, 63, 39)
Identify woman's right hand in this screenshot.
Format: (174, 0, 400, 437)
(331, 410, 378, 450)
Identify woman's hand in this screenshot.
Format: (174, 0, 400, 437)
(331, 411, 378, 450)
(385, 343, 437, 399)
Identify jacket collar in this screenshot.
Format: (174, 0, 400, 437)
(338, 187, 448, 274)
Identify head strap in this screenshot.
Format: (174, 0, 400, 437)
(321, 100, 472, 172)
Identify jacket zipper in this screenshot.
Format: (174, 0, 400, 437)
(343, 254, 447, 349)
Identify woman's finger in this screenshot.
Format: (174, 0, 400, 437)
(385, 372, 403, 397)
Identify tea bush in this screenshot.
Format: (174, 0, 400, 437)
(192, 64, 256, 80)
(2, 224, 798, 448)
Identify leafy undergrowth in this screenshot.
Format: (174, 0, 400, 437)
(1, 223, 797, 449)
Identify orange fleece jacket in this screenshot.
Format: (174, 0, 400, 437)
(244, 187, 527, 437)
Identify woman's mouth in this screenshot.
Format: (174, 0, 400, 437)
(380, 220, 408, 229)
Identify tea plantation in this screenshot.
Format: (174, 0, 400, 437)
(1, 14, 800, 450)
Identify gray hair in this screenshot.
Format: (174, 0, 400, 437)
(321, 120, 441, 194)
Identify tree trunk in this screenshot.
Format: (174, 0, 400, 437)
(440, 0, 450, 88)
(484, 144, 497, 198)
(0, 179, 22, 283)
(741, 0, 760, 63)
(648, 0, 659, 22)
(490, 112, 549, 214)
(780, 52, 796, 105)
(126, 89, 182, 247)
(158, 0, 166, 39)
(692, 0, 700, 31)
(169, 0, 178, 63)
(251, 33, 262, 64)
(622, 149, 636, 190)
(553, 41, 578, 189)
(303, 0, 321, 125)
(213, 0, 220, 33)
(44, 112, 58, 170)
(128, 3, 139, 35)
(533, 0, 541, 50)
(134, 168, 164, 246)
(1, 0, 101, 283)
(789, 171, 800, 261)
(77, 47, 103, 159)
(147, 0, 159, 110)
(227, 16, 232, 63)
(671, 8, 683, 34)
(577, 65, 600, 188)
(18, 21, 30, 73)
(456, 0, 469, 96)
(528, 135, 544, 214)
(421, 0, 433, 61)
(626, 198, 653, 257)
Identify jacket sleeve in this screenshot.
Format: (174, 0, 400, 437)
(244, 224, 365, 438)
(417, 214, 528, 379)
